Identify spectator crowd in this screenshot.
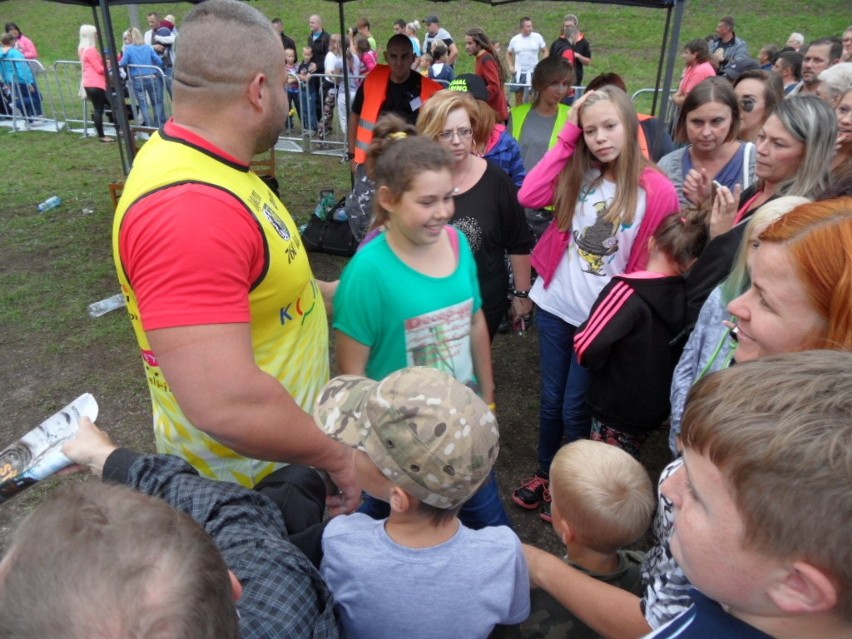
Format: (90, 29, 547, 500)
(1, 3, 851, 639)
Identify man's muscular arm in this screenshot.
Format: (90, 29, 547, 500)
(148, 323, 359, 514)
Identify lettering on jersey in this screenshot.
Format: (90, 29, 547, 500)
(140, 348, 159, 367)
(280, 281, 318, 327)
(248, 190, 262, 210)
(263, 203, 291, 241)
(146, 368, 171, 393)
(285, 233, 303, 262)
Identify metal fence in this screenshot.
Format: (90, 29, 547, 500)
(4, 60, 675, 153)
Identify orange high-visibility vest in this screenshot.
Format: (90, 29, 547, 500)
(354, 66, 442, 163)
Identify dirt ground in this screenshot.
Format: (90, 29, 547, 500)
(0, 251, 671, 556)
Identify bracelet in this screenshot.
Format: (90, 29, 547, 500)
(512, 289, 530, 299)
(487, 403, 497, 412)
(344, 151, 355, 161)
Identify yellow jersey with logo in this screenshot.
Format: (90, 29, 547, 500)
(112, 130, 329, 486)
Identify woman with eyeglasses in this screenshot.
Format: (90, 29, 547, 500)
(418, 90, 533, 340)
(658, 77, 756, 209)
(732, 69, 783, 143)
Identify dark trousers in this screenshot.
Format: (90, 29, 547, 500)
(253, 464, 329, 567)
(85, 86, 109, 138)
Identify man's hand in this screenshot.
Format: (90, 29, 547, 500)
(62, 417, 118, 478)
(323, 444, 361, 516)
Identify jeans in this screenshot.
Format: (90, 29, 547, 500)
(131, 74, 165, 128)
(10, 82, 42, 119)
(300, 86, 318, 132)
(536, 307, 592, 474)
(358, 469, 513, 530)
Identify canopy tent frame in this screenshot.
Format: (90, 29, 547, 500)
(20, 0, 686, 173)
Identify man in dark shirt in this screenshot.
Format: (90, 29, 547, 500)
(549, 13, 592, 87)
(307, 14, 330, 123)
(272, 17, 297, 60)
(347, 35, 441, 167)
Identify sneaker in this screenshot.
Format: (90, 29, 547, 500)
(539, 488, 553, 523)
(512, 472, 549, 510)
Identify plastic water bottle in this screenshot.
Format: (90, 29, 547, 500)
(36, 196, 62, 213)
(313, 190, 336, 220)
(87, 293, 126, 318)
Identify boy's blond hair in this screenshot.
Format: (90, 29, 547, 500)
(549, 440, 654, 554)
(682, 350, 852, 620)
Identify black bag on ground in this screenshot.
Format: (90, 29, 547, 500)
(301, 196, 357, 257)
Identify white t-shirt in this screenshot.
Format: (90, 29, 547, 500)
(507, 32, 546, 74)
(531, 172, 647, 326)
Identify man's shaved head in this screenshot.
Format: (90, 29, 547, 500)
(174, 0, 283, 101)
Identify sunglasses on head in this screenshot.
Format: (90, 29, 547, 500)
(739, 98, 757, 113)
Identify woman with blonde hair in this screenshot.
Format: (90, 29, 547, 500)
(78, 24, 113, 142)
(418, 90, 532, 340)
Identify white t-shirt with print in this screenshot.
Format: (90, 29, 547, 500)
(530, 172, 647, 327)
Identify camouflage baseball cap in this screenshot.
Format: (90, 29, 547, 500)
(314, 367, 499, 509)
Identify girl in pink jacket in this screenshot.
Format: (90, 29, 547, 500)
(511, 86, 679, 523)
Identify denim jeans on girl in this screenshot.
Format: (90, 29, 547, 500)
(535, 307, 592, 474)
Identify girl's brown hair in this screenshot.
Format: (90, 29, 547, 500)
(553, 86, 649, 230)
(651, 207, 710, 272)
(366, 114, 454, 228)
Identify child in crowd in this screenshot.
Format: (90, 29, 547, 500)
(316, 366, 530, 639)
(283, 48, 300, 129)
(513, 87, 679, 522)
(333, 115, 510, 530)
(648, 351, 852, 639)
(418, 52, 432, 77)
(512, 440, 654, 639)
(297, 46, 318, 133)
(354, 34, 377, 74)
(429, 43, 454, 83)
(574, 208, 709, 458)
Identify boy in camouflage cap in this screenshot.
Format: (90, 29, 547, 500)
(316, 366, 530, 639)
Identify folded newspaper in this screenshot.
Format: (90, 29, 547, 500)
(0, 394, 98, 503)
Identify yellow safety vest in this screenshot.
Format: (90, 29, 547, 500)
(113, 131, 329, 486)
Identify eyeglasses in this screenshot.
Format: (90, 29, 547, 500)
(437, 127, 473, 141)
(739, 98, 757, 113)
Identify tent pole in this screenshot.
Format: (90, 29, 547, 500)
(656, 0, 685, 142)
(338, 0, 354, 188)
(651, 5, 672, 116)
(91, 6, 128, 175)
(100, 0, 134, 175)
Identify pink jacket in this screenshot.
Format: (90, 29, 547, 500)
(79, 47, 107, 91)
(16, 34, 38, 60)
(518, 121, 679, 287)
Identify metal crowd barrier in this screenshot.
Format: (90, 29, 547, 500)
(3, 56, 677, 159)
(0, 58, 64, 132)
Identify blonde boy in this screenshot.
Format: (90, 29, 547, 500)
(518, 440, 654, 638)
(315, 366, 530, 639)
(650, 350, 852, 639)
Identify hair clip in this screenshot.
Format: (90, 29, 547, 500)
(388, 131, 408, 140)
